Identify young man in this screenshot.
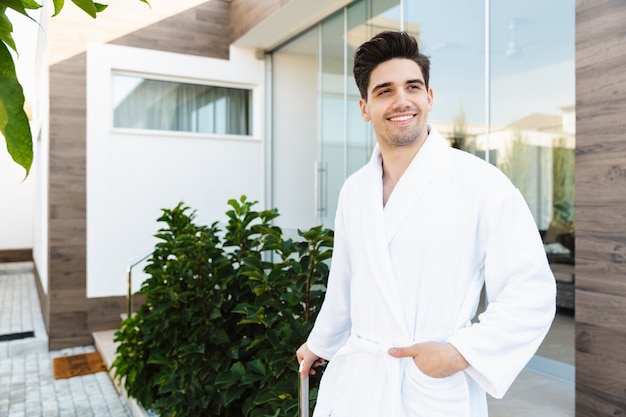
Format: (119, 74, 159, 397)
(296, 31, 556, 416)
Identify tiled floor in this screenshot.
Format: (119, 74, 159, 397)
(0, 262, 131, 417)
(1, 345, 132, 417)
(1, 261, 575, 416)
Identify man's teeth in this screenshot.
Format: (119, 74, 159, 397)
(389, 115, 413, 122)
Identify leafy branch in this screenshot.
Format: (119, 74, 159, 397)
(0, 0, 149, 176)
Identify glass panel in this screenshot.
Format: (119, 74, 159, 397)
(490, 0, 575, 366)
(345, 0, 401, 177)
(112, 74, 252, 136)
(318, 0, 401, 227)
(403, 1, 486, 157)
(319, 11, 346, 226)
(346, 1, 373, 177)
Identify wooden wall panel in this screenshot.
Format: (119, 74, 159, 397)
(111, 1, 231, 59)
(47, 52, 88, 350)
(0, 249, 32, 263)
(575, 0, 626, 415)
(45, 1, 232, 349)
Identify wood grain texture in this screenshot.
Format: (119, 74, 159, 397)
(110, 2, 231, 59)
(576, 387, 626, 417)
(230, 0, 285, 42)
(575, 0, 626, 414)
(0, 249, 32, 263)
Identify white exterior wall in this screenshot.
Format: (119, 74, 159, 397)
(86, 44, 265, 297)
(0, 147, 34, 250)
(33, 6, 50, 293)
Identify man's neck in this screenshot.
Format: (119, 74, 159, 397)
(379, 130, 429, 206)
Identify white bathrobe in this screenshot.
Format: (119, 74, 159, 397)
(306, 126, 556, 417)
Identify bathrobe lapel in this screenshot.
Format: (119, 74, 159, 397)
(362, 129, 450, 342)
(361, 128, 449, 341)
(383, 128, 449, 244)
(362, 147, 410, 341)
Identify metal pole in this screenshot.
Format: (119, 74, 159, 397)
(126, 250, 153, 319)
(299, 361, 309, 417)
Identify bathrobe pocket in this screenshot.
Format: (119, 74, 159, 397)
(403, 360, 471, 417)
(314, 351, 392, 417)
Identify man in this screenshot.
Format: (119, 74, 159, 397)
(296, 31, 556, 417)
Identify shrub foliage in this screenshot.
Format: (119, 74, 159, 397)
(111, 196, 332, 416)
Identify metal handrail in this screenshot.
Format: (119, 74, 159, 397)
(126, 250, 153, 319)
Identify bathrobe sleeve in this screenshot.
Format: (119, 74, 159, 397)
(447, 186, 556, 398)
(306, 188, 352, 361)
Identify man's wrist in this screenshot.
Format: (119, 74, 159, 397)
(446, 343, 469, 372)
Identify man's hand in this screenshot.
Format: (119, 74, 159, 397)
(296, 343, 326, 379)
(388, 342, 469, 378)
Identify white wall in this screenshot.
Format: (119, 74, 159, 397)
(86, 44, 265, 297)
(0, 145, 34, 250)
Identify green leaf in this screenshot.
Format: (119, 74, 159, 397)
(230, 361, 246, 376)
(223, 384, 248, 406)
(94, 2, 107, 13)
(253, 388, 279, 406)
(70, 0, 97, 18)
(0, 41, 32, 176)
(2, 0, 40, 16)
(20, 0, 43, 10)
(214, 371, 240, 386)
(52, 0, 64, 16)
(246, 359, 266, 375)
(0, 7, 17, 52)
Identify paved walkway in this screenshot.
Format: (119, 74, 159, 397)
(0, 262, 131, 417)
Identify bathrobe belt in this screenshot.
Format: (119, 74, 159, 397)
(339, 332, 455, 417)
(343, 334, 405, 417)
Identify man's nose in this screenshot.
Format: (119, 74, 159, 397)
(393, 90, 411, 109)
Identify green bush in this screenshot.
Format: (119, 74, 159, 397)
(111, 196, 333, 417)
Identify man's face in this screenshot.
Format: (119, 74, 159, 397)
(359, 58, 433, 148)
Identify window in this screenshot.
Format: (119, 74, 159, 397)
(112, 73, 253, 136)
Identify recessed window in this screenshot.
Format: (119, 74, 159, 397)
(112, 73, 253, 136)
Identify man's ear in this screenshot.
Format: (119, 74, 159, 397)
(359, 98, 371, 122)
(427, 87, 434, 110)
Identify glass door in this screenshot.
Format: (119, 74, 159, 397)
(489, 0, 575, 369)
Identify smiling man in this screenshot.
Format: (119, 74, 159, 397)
(297, 31, 556, 417)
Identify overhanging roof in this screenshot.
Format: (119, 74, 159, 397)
(232, 0, 352, 51)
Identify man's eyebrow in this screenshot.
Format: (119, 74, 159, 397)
(407, 79, 425, 86)
(370, 79, 425, 94)
(370, 82, 392, 94)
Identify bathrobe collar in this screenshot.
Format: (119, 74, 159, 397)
(364, 125, 450, 341)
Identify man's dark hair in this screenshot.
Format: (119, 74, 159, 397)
(353, 31, 430, 100)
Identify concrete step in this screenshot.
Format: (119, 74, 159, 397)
(93, 329, 154, 417)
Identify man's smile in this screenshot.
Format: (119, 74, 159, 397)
(387, 113, 416, 123)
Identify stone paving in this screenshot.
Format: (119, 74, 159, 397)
(0, 262, 131, 417)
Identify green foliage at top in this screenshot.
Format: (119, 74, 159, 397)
(111, 196, 333, 417)
(0, 0, 149, 176)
